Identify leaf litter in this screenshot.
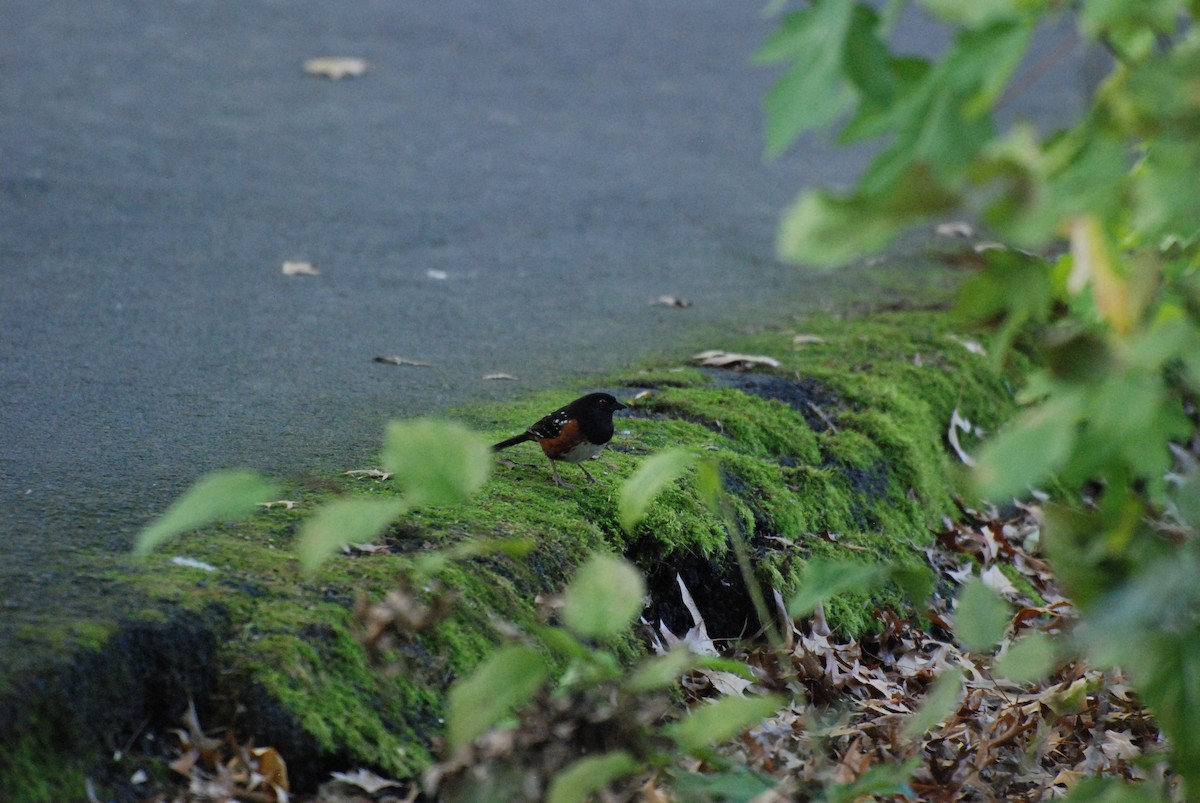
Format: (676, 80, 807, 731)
(696, 499, 1176, 801)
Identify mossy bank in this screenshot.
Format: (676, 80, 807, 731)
(0, 308, 1027, 801)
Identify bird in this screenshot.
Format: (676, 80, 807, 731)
(492, 392, 627, 486)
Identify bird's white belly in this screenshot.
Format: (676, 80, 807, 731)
(559, 440, 606, 464)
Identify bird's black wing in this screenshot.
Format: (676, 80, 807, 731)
(526, 406, 571, 440)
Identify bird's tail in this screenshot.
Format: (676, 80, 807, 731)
(492, 433, 533, 451)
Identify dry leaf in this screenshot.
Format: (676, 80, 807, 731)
(345, 542, 389, 555)
(303, 57, 367, 80)
(169, 556, 217, 573)
(373, 356, 432, 367)
(330, 768, 403, 794)
(935, 221, 974, 238)
(259, 500, 299, 510)
(652, 295, 694, 308)
(248, 746, 290, 793)
(980, 564, 1019, 599)
(693, 350, 781, 370)
(791, 334, 826, 346)
(949, 335, 987, 356)
(281, 260, 319, 276)
(483, 372, 518, 381)
(344, 468, 393, 480)
(947, 407, 977, 467)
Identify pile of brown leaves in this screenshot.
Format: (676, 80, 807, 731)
(699, 501, 1177, 800)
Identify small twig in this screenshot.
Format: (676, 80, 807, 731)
(806, 401, 839, 433)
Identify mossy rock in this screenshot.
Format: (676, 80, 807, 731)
(0, 310, 1026, 800)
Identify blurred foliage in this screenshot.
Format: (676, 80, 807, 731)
(763, 0, 1200, 794)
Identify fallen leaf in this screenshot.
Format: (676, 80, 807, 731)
(483, 373, 518, 381)
(169, 556, 218, 572)
(344, 468, 393, 480)
(698, 668, 757, 697)
(935, 221, 974, 238)
(248, 746, 290, 793)
(949, 335, 987, 356)
(259, 500, 299, 510)
(947, 407, 977, 467)
(373, 356, 432, 367)
(346, 542, 389, 555)
(330, 768, 403, 794)
(693, 350, 781, 370)
(980, 564, 1019, 599)
(652, 295, 694, 308)
(281, 260, 319, 276)
(791, 334, 826, 345)
(303, 57, 367, 80)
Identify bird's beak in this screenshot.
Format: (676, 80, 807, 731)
(615, 400, 628, 411)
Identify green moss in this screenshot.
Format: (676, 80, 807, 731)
(3, 306, 1030, 791)
(240, 610, 436, 775)
(638, 388, 821, 464)
(0, 724, 90, 803)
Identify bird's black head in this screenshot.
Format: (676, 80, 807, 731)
(573, 392, 627, 416)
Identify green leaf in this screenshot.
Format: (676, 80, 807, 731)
(546, 751, 639, 803)
(1059, 777, 1165, 803)
(777, 163, 957, 267)
(842, 5, 894, 104)
(1175, 472, 1200, 531)
(694, 458, 724, 514)
(918, 0, 1025, 27)
(1075, 547, 1200, 788)
(787, 560, 887, 619)
(994, 631, 1060, 683)
(446, 644, 548, 750)
(1079, 0, 1185, 39)
(776, 191, 906, 267)
(295, 497, 407, 573)
(413, 536, 535, 576)
(696, 655, 760, 682)
(134, 470, 279, 558)
(825, 759, 918, 803)
(668, 694, 784, 754)
(624, 648, 695, 693)
(381, 418, 491, 507)
(973, 391, 1084, 499)
(669, 766, 777, 802)
(955, 577, 1011, 652)
(903, 668, 964, 739)
(619, 448, 695, 533)
(1132, 138, 1200, 243)
(529, 624, 593, 664)
(889, 564, 934, 608)
(561, 555, 647, 639)
(755, 1, 857, 155)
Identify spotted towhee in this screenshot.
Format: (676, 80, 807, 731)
(493, 392, 627, 486)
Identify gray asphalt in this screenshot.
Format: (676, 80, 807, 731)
(1, 2, 1096, 610)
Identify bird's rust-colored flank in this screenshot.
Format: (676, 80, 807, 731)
(536, 418, 582, 461)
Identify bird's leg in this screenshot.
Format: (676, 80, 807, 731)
(578, 463, 599, 484)
(549, 460, 565, 487)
